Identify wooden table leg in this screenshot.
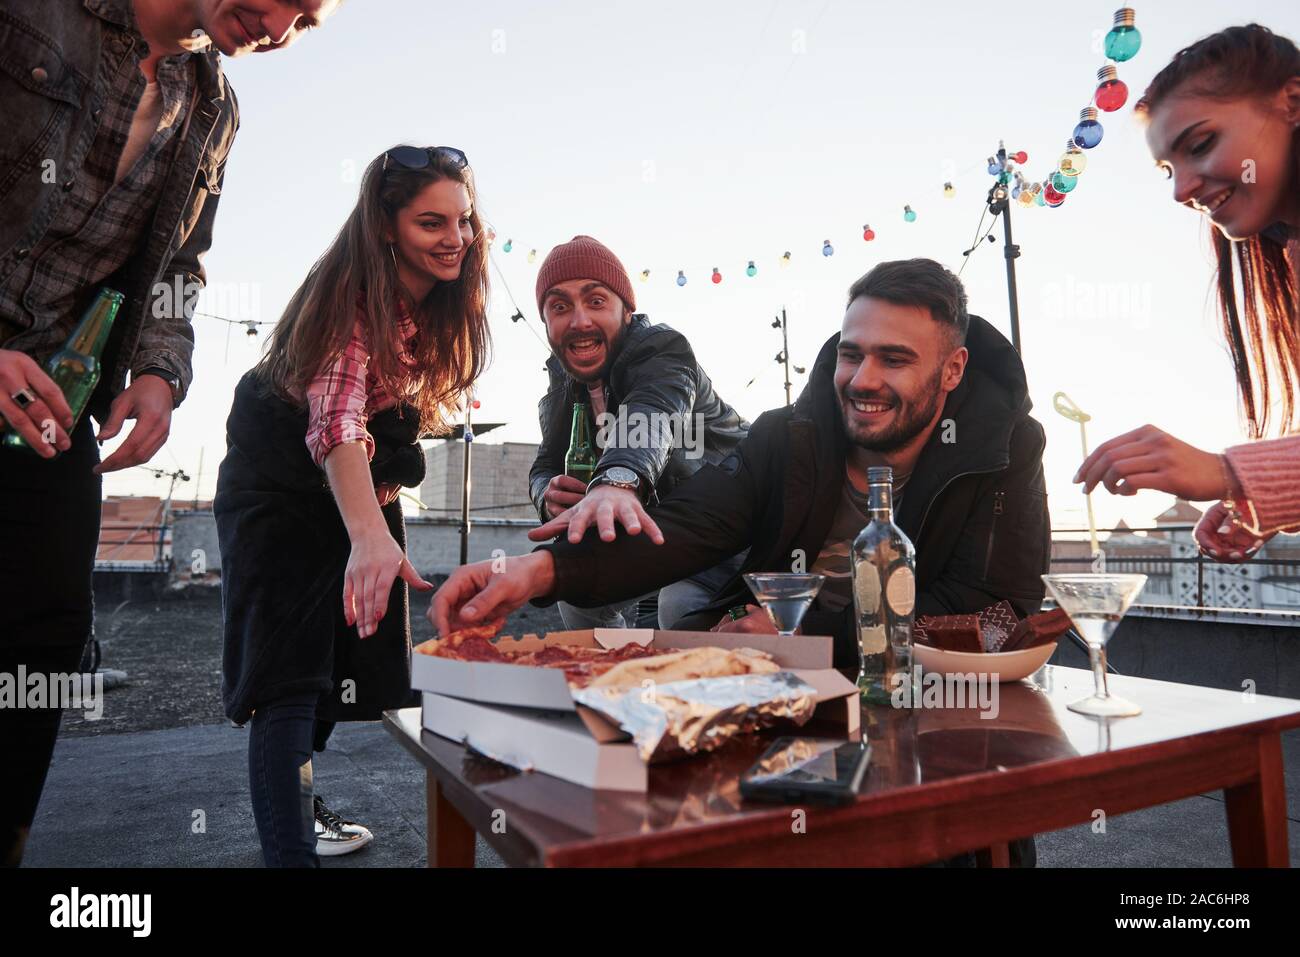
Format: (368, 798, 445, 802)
(975, 843, 1011, 868)
(426, 770, 476, 868)
(1223, 733, 1290, 867)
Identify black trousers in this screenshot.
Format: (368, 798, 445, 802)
(0, 417, 100, 865)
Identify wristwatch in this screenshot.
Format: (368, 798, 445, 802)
(137, 367, 182, 407)
(587, 465, 643, 497)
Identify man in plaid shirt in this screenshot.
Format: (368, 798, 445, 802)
(0, 0, 340, 866)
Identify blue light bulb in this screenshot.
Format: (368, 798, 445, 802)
(1073, 107, 1104, 149)
(676, 270, 687, 287)
(822, 240, 833, 257)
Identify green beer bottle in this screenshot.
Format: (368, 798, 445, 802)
(564, 401, 598, 485)
(3, 287, 124, 452)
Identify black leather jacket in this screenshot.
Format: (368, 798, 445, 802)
(529, 314, 749, 520)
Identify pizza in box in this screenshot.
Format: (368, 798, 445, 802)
(415, 624, 778, 690)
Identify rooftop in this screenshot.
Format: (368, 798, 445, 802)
(24, 587, 1300, 868)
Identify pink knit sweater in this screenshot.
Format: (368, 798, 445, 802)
(1225, 435, 1300, 533)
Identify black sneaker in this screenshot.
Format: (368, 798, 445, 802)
(313, 796, 373, 857)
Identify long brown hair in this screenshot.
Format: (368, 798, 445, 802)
(1135, 24, 1300, 439)
(256, 147, 492, 437)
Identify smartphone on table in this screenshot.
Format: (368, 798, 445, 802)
(739, 736, 870, 807)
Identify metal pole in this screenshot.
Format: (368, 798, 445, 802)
(1001, 195, 1023, 356)
(459, 397, 473, 566)
(781, 307, 792, 407)
(194, 447, 203, 511)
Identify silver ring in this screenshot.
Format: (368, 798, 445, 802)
(11, 388, 35, 410)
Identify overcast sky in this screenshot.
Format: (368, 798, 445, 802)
(102, 0, 1300, 534)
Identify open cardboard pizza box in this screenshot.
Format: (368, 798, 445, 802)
(415, 628, 860, 792)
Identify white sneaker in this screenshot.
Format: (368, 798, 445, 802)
(313, 796, 373, 857)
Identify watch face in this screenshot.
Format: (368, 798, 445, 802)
(604, 466, 638, 485)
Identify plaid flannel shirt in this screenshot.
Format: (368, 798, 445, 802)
(0, 4, 194, 368)
(305, 299, 419, 468)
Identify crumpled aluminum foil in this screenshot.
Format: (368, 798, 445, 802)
(572, 671, 818, 763)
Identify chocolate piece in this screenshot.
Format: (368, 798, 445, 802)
(978, 600, 1022, 653)
(917, 614, 982, 653)
(1002, 608, 1072, 652)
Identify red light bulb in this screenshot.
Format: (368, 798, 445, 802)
(711, 267, 722, 284)
(1095, 65, 1129, 112)
(862, 224, 875, 241)
(472, 400, 481, 409)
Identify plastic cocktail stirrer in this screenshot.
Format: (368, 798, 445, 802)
(1053, 391, 1100, 558)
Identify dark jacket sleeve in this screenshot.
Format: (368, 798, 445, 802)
(131, 146, 230, 408)
(538, 410, 781, 607)
(916, 416, 1050, 620)
(597, 327, 699, 490)
(529, 372, 570, 521)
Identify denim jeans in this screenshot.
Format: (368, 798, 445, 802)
(656, 550, 749, 629)
(248, 693, 328, 868)
(557, 596, 647, 630)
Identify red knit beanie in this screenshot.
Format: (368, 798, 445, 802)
(535, 235, 636, 317)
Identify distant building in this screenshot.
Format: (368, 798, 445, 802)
(1051, 498, 1300, 611)
(420, 440, 540, 521)
(99, 496, 168, 566)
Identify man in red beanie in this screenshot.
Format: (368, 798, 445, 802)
(528, 236, 750, 629)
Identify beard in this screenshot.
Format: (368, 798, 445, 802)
(552, 320, 628, 383)
(839, 365, 946, 453)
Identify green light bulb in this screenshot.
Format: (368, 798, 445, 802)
(1104, 8, 1142, 62)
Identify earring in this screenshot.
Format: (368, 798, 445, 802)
(389, 244, 399, 270)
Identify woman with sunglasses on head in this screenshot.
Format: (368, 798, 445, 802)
(1075, 24, 1300, 562)
(215, 145, 490, 866)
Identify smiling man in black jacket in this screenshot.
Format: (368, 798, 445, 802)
(435, 258, 1051, 669)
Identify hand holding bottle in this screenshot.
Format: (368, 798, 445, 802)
(542, 474, 587, 519)
(0, 349, 74, 457)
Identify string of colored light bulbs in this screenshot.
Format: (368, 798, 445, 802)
(985, 6, 1142, 213)
(483, 7, 1143, 289)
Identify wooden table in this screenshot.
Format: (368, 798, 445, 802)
(382, 665, 1300, 867)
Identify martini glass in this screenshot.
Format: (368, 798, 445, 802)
(743, 573, 826, 637)
(1041, 573, 1147, 717)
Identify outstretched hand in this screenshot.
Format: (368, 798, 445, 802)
(527, 483, 664, 545)
(1073, 425, 1227, 500)
(427, 551, 556, 636)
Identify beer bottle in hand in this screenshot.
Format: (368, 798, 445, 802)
(3, 287, 124, 452)
(564, 401, 597, 484)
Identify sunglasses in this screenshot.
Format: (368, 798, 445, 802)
(382, 145, 470, 173)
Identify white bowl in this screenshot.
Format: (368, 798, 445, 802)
(913, 640, 1057, 684)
